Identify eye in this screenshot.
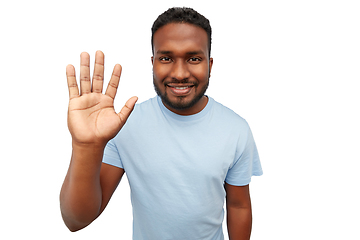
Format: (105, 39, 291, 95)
(188, 57, 202, 63)
(159, 57, 171, 62)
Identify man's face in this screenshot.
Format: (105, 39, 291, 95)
(152, 23, 213, 115)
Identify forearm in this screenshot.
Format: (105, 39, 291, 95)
(60, 142, 105, 231)
(227, 206, 252, 240)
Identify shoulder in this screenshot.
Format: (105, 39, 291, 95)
(210, 98, 249, 130)
(126, 96, 160, 122)
(132, 96, 158, 113)
(118, 96, 166, 136)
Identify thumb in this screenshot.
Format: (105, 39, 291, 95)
(118, 96, 138, 123)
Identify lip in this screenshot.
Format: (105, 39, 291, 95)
(166, 84, 194, 96)
(167, 83, 195, 88)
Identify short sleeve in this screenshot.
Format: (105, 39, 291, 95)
(103, 139, 124, 169)
(225, 125, 263, 186)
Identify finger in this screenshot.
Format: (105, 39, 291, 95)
(66, 64, 79, 99)
(118, 96, 138, 123)
(92, 50, 105, 93)
(80, 52, 91, 95)
(105, 64, 122, 99)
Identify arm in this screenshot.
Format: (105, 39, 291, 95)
(60, 147, 125, 231)
(225, 183, 252, 240)
(60, 51, 137, 231)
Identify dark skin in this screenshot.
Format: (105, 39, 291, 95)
(60, 23, 253, 240)
(152, 23, 213, 115)
(225, 183, 253, 240)
(60, 51, 134, 231)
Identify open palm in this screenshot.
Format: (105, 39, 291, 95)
(66, 51, 137, 146)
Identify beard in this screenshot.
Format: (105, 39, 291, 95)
(153, 76, 209, 111)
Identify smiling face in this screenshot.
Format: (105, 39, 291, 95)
(152, 23, 213, 115)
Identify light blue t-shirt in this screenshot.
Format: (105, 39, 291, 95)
(103, 96, 262, 240)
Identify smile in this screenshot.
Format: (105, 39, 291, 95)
(166, 84, 194, 95)
(174, 86, 190, 89)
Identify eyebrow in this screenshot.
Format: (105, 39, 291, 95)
(186, 51, 205, 55)
(156, 50, 205, 55)
(157, 50, 172, 55)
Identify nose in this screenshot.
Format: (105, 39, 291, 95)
(170, 61, 191, 81)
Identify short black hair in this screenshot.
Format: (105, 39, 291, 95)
(151, 7, 212, 56)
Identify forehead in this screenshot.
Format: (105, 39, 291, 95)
(153, 23, 209, 56)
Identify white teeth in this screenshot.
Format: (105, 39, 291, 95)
(174, 87, 189, 90)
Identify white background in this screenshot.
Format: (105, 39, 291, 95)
(1, 0, 359, 239)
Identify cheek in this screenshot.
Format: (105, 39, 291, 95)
(153, 64, 168, 82)
(190, 65, 210, 81)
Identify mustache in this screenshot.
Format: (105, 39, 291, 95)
(164, 79, 198, 85)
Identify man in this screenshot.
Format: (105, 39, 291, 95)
(60, 7, 262, 240)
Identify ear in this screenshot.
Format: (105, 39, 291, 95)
(209, 58, 213, 77)
(151, 56, 154, 65)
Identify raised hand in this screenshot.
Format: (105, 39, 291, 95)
(66, 51, 137, 146)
